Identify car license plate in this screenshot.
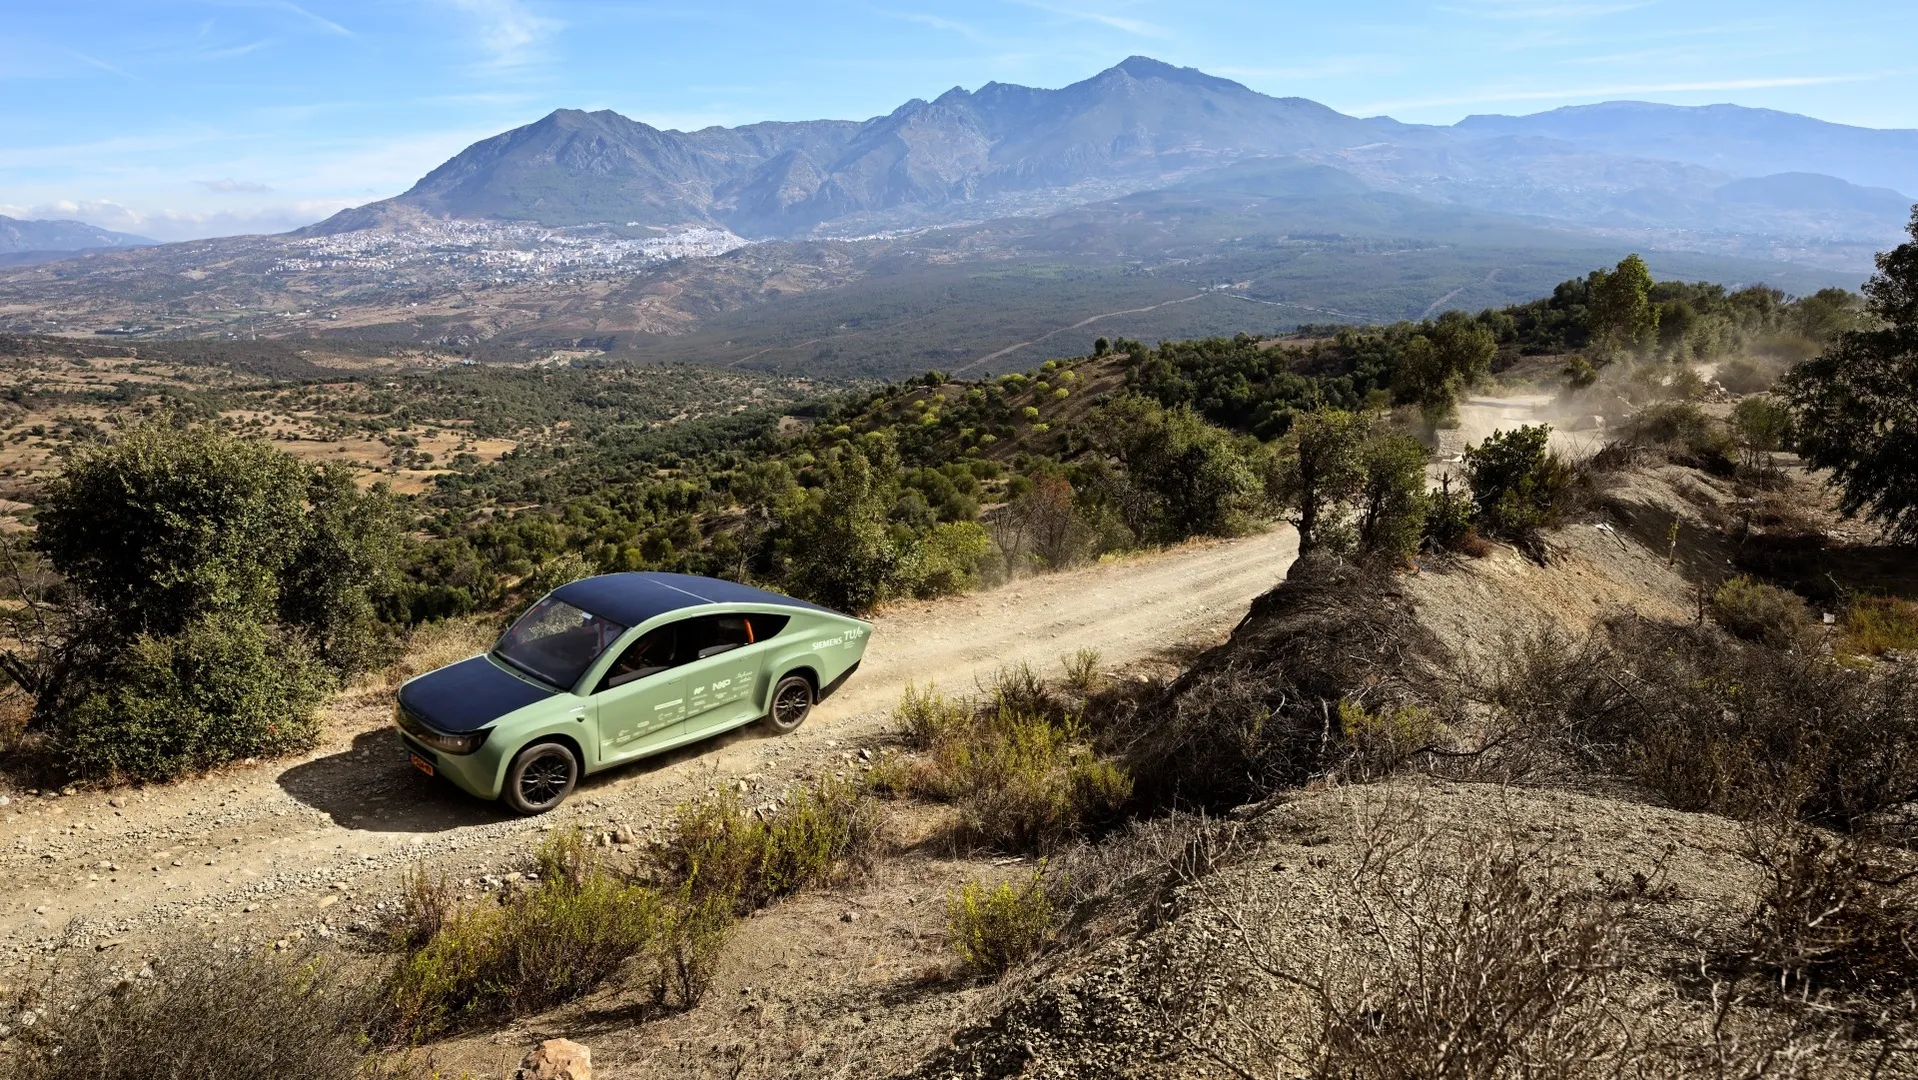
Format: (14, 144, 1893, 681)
(409, 753, 435, 777)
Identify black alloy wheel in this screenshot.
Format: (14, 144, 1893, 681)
(503, 742, 579, 814)
(765, 674, 815, 734)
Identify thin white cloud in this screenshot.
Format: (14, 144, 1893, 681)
(882, 10, 992, 45)
(257, 0, 352, 36)
(1006, 0, 1168, 38)
(195, 178, 275, 193)
(65, 49, 138, 80)
(1354, 73, 1875, 115)
(10, 197, 355, 240)
(196, 39, 277, 61)
(1440, 0, 1654, 19)
(1213, 58, 1395, 81)
(441, 0, 564, 70)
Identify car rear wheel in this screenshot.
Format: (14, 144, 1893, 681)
(763, 674, 814, 735)
(503, 741, 578, 814)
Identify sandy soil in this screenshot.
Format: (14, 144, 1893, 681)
(0, 527, 1298, 981)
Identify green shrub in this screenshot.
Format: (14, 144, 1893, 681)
(1463, 425, 1576, 543)
(897, 683, 971, 749)
(59, 614, 332, 782)
(1354, 432, 1430, 561)
(18, 424, 399, 779)
(651, 891, 733, 1009)
(1710, 575, 1809, 647)
(383, 830, 666, 1041)
(904, 521, 992, 598)
(1420, 480, 1479, 554)
(947, 869, 1055, 976)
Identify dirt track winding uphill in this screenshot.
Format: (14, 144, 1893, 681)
(0, 528, 1297, 969)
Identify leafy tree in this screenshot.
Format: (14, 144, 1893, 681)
(36, 424, 309, 638)
(1782, 208, 1918, 541)
(278, 466, 403, 673)
(1274, 410, 1368, 552)
(13, 425, 405, 777)
(1728, 394, 1792, 473)
(1090, 397, 1263, 543)
(1355, 433, 1431, 561)
(779, 443, 907, 613)
(1589, 254, 1660, 355)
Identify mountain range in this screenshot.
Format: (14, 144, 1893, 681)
(2, 57, 1910, 376)
(0, 215, 154, 266)
(310, 55, 1916, 264)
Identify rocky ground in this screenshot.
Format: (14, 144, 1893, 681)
(0, 529, 1296, 993)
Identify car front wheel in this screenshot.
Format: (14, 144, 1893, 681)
(764, 674, 814, 735)
(503, 741, 578, 814)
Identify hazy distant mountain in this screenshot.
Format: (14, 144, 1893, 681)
(1453, 102, 1918, 198)
(303, 57, 1914, 277)
(310, 57, 1432, 238)
(0, 215, 154, 256)
(3, 56, 1901, 376)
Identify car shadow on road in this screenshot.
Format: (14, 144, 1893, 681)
(277, 729, 516, 833)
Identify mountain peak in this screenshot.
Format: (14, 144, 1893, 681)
(1106, 55, 1248, 92)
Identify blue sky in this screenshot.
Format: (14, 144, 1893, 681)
(4, 0, 1914, 240)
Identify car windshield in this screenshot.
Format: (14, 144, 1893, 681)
(493, 596, 627, 690)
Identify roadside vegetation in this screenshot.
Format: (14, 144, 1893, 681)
(6, 216, 1918, 1075)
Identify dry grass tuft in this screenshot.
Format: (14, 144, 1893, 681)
(885, 676, 1132, 853)
(1843, 595, 1918, 658)
(9, 944, 384, 1080)
(1485, 617, 1918, 829)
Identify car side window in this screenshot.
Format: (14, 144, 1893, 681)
(682, 613, 791, 660)
(598, 624, 678, 691)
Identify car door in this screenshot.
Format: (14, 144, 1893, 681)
(591, 622, 690, 762)
(675, 613, 781, 737)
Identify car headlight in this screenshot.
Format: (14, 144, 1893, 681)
(394, 703, 491, 756)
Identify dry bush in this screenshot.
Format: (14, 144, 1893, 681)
(886, 678, 1132, 853)
(652, 892, 734, 1009)
(1616, 402, 1738, 475)
(1710, 575, 1811, 648)
(1060, 647, 1103, 699)
(384, 864, 455, 950)
(1174, 792, 1841, 1080)
(1844, 595, 1918, 658)
(369, 617, 496, 696)
(1740, 824, 1918, 995)
(896, 681, 970, 750)
(647, 773, 883, 913)
(10, 944, 384, 1080)
(382, 828, 667, 1041)
(1110, 553, 1449, 811)
(947, 869, 1056, 977)
(1336, 700, 1446, 781)
(1486, 618, 1918, 829)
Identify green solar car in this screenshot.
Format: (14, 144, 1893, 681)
(393, 572, 872, 814)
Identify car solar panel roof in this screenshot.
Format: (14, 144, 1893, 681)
(549, 572, 832, 628)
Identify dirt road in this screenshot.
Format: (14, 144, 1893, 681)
(0, 528, 1297, 969)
